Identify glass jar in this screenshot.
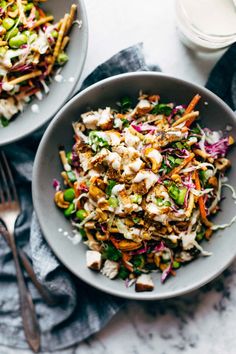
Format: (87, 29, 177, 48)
(176, 0, 236, 51)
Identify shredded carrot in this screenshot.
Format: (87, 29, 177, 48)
(169, 153, 195, 176)
(148, 94, 160, 103)
(185, 94, 201, 115)
(122, 252, 131, 262)
(195, 171, 213, 227)
(185, 94, 201, 128)
(37, 7, 46, 18)
(121, 252, 133, 272)
(116, 113, 125, 119)
(205, 228, 213, 240)
(74, 182, 80, 198)
(110, 236, 120, 249)
(172, 111, 199, 127)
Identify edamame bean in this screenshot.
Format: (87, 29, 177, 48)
(2, 18, 15, 30)
(51, 30, 58, 38)
(9, 34, 28, 48)
(57, 52, 69, 65)
(6, 27, 19, 40)
(63, 188, 75, 202)
(11, 3, 17, 11)
(66, 152, 72, 164)
(0, 1, 7, 10)
(76, 210, 87, 221)
(172, 261, 181, 269)
(64, 204, 75, 217)
(29, 33, 37, 44)
(24, 3, 34, 12)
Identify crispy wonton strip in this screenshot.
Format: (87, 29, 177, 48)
(185, 192, 195, 218)
(193, 149, 210, 159)
(65, 4, 77, 34)
(47, 13, 70, 74)
(61, 36, 70, 51)
(30, 15, 54, 30)
(7, 70, 42, 85)
(172, 111, 199, 127)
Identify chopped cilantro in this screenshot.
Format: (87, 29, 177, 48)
(191, 126, 201, 135)
(132, 255, 145, 268)
(121, 118, 130, 127)
(118, 265, 130, 280)
(102, 243, 122, 262)
(156, 198, 171, 207)
(151, 103, 172, 116)
(106, 180, 116, 196)
(1, 117, 9, 127)
(120, 97, 132, 113)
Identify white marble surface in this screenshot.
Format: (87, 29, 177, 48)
(1, 0, 235, 353)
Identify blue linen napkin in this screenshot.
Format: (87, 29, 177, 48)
(206, 42, 236, 109)
(0, 43, 159, 352)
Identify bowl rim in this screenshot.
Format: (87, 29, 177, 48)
(33, 71, 236, 300)
(0, 0, 88, 147)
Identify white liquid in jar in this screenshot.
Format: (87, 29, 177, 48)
(181, 0, 236, 36)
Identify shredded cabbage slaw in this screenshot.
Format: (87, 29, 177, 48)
(0, 0, 78, 126)
(54, 93, 235, 292)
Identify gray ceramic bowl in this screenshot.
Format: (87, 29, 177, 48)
(33, 72, 236, 300)
(0, 0, 88, 146)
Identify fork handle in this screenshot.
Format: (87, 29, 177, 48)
(18, 248, 58, 306)
(8, 233, 41, 353)
(0, 226, 57, 306)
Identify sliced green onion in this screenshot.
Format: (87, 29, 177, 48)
(133, 217, 140, 224)
(108, 196, 118, 208)
(66, 152, 73, 165)
(131, 194, 142, 204)
(67, 171, 76, 182)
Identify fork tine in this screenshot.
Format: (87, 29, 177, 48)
(0, 151, 18, 203)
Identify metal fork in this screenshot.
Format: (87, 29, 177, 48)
(0, 151, 41, 353)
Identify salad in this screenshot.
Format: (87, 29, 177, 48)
(54, 93, 235, 292)
(0, 0, 78, 127)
